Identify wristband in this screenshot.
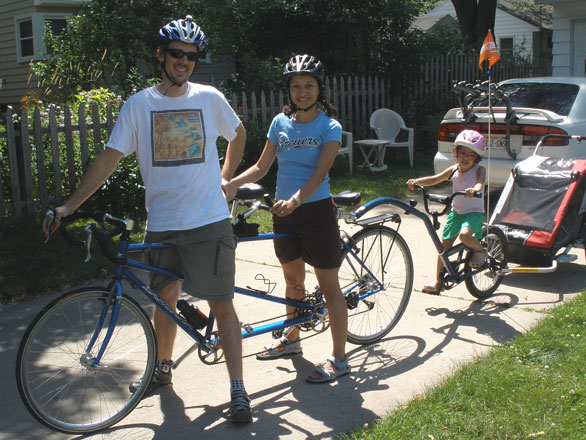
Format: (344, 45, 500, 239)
(292, 194, 301, 206)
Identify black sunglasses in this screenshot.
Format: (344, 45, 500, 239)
(166, 48, 199, 61)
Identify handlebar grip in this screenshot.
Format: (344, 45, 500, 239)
(428, 194, 448, 204)
(58, 212, 101, 247)
(263, 194, 274, 208)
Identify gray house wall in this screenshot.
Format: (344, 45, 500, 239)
(536, 0, 586, 76)
(0, 0, 87, 107)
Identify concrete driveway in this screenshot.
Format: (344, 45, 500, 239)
(2, 192, 585, 440)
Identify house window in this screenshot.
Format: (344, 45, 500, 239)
(500, 37, 514, 57)
(46, 18, 68, 37)
(17, 19, 35, 58)
(15, 13, 71, 62)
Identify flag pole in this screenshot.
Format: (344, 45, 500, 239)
(479, 29, 500, 230)
(486, 65, 492, 225)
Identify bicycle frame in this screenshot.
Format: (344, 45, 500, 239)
(86, 227, 389, 367)
(355, 195, 486, 286)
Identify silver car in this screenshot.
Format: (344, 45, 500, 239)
(434, 77, 586, 187)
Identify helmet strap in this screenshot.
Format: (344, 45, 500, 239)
(297, 101, 317, 112)
(159, 52, 198, 94)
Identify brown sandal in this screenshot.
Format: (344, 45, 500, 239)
(422, 284, 441, 295)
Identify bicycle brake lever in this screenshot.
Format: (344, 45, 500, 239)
(83, 224, 93, 263)
(44, 209, 56, 244)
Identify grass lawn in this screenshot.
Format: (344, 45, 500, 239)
(344, 291, 586, 440)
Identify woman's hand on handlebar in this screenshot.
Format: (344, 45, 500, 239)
(270, 198, 297, 217)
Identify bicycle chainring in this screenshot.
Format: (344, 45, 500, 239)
(295, 293, 329, 332)
(198, 331, 224, 365)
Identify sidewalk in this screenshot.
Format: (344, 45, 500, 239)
(2, 194, 585, 440)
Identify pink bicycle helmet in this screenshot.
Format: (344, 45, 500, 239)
(454, 129, 485, 157)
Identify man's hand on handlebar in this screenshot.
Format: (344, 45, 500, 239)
(42, 206, 72, 240)
(222, 179, 238, 202)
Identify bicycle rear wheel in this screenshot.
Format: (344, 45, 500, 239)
(465, 226, 509, 299)
(16, 287, 156, 434)
(340, 225, 413, 345)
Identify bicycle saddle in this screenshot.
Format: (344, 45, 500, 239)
(235, 183, 266, 200)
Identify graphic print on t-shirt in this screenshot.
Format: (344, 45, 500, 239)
(276, 135, 319, 153)
(151, 110, 206, 166)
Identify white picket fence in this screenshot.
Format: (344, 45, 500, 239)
(0, 54, 550, 218)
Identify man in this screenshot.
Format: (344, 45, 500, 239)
(42, 15, 251, 424)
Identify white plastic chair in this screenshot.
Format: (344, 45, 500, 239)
(337, 131, 353, 175)
(369, 108, 414, 168)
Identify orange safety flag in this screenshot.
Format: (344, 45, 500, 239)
(479, 30, 500, 69)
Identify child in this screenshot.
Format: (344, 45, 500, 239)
(406, 129, 487, 295)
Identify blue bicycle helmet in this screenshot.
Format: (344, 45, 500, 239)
(158, 15, 207, 50)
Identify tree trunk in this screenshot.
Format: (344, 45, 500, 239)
(452, 0, 497, 45)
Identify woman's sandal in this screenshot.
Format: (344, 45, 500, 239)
(256, 337, 302, 360)
(306, 356, 351, 383)
(422, 284, 441, 295)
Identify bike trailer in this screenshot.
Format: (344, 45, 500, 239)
(490, 155, 586, 269)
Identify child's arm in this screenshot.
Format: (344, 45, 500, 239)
(406, 165, 455, 190)
(465, 166, 486, 197)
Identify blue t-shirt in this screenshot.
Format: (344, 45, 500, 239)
(268, 112, 342, 203)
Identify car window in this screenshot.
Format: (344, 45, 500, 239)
(479, 83, 579, 116)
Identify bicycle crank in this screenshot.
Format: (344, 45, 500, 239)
(198, 331, 224, 365)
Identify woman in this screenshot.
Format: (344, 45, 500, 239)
(225, 54, 349, 383)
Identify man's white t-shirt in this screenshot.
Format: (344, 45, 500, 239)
(106, 83, 241, 232)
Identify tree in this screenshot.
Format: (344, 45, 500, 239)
(451, 0, 497, 45)
(30, 0, 427, 100)
(29, 0, 194, 102)
(199, 0, 422, 91)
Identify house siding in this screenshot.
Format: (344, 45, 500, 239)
(0, 0, 86, 107)
(191, 56, 237, 88)
(0, 0, 35, 107)
(540, 1, 586, 76)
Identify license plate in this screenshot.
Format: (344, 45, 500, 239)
(486, 136, 507, 151)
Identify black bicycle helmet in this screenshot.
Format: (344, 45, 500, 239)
(158, 15, 207, 51)
(283, 54, 324, 80)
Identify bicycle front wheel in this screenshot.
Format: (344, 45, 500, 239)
(340, 225, 413, 345)
(16, 287, 157, 434)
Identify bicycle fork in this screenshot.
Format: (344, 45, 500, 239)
(82, 281, 124, 369)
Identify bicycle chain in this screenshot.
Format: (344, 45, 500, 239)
(207, 292, 328, 363)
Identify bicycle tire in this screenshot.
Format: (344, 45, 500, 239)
(465, 226, 509, 299)
(340, 225, 413, 345)
(16, 287, 157, 434)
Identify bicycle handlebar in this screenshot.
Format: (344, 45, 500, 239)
(412, 183, 481, 218)
(46, 210, 132, 264)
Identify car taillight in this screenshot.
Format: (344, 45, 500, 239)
(520, 126, 568, 146)
(438, 123, 463, 142)
(438, 123, 568, 146)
